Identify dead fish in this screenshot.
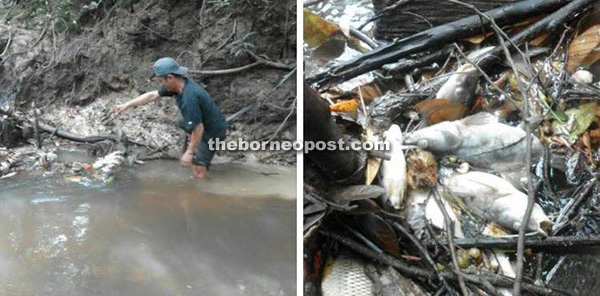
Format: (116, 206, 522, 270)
(435, 63, 479, 105)
(443, 171, 551, 234)
(322, 254, 428, 296)
(381, 124, 406, 209)
(92, 151, 125, 173)
(321, 255, 374, 296)
(404, 189, 464, 239)
(404, 112, 543, 170)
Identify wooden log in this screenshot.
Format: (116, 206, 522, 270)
(434, 235, 600, 249)
(304, 81, 366, 184)
(307, 0, 571, 87)
(372, 0, 518, 40)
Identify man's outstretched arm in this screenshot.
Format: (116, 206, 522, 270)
(180, 123, 204, 167)
(114, 91, 162, 115)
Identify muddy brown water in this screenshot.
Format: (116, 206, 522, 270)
(0, 160, 296, 296)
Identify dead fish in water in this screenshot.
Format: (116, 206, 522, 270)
(404, 189, 465, 239)
(436, 63, 479, 106)
(404, 112, 543, 170)
(322, 254, 428, 296)
(381, 124, 406, 210)
(321, 255, 374, 296)
(92, 151, 126, 183)
(443, 171, 551, 234)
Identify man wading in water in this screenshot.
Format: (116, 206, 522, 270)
(114, 57, 228, 180)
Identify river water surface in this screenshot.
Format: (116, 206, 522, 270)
(0, 160, 296, 296)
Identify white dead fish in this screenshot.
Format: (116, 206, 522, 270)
(92, 151, 125, 173)
(404, 112, 543, 171)
(436, 63, 479, 105)
(0, 162, 9, 174)
(443, 171, 551, 234)
(321, 256, 374, 296)
(0, 172, 16, 179)
(381, 124, 406, 209)
(322, 254, 428, 296)
(490, 251, 516, 296)
(404, 189, 465, 239)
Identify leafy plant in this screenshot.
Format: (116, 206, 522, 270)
(207, 0, 231, 11)
(228, 32, 256, 58)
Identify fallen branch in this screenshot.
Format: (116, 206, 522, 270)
(189, 58, 293, 76)
(436, 235, 600, 249)
(189, 61, 263, 75)
(552, 174, 599, 235)
(321, 231, 568, 296)
(386, 218, 454, 294)
(432, 190, 469, 296)
(304, 80, 366, 184)
(307, 0, 571, 87)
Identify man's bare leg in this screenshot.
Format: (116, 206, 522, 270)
(193, 165, 208, 180)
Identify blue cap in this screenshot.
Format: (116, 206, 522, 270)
(151, 57, 188, 78)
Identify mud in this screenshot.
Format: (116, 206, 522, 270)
(0, 0, 296, 165)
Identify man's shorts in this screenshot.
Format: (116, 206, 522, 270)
(193, 132, 226, 169)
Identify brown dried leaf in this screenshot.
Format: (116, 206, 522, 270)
(530, 33, 550, 47)
(366, 158, 381, 185)
(414, 99, 469, 124)
(352, 83, 382, 105)
(355, 214, 400, 255)
(567, 24, 600, 72)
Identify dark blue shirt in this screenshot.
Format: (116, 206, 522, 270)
(158, 77, 227, 139)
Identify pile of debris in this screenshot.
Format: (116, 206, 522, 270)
(304, 0, 600, 295)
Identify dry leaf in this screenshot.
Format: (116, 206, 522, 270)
(303, 9, 369, 53)
(366, 158, 381, 185)
(352, 83, 382, 105)
(590, 128, 600, 146)
(530, 33, 550, 46)
(567, 24, 600, 72)
(463, 31, 493, 44)
(365, 127, 382, 185)
(303, 9, 342, 49)
(330, 99, 359, 113)
(414, 99, 469, 124)
(583, 131, 593, 163)
(355, 214, 400, 256)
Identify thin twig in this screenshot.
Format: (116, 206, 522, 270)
(432, 190, 469, 296)
(321, 231, 564, 295)
(452, 43, 519, 108)
(436, 234, 600, 249)
(358, 0, 411, 31)
(386, 218, 454, 294)
(471, 7, 538, 295)
(0, 24, 12, 57)
(266, 96, 296, 142)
